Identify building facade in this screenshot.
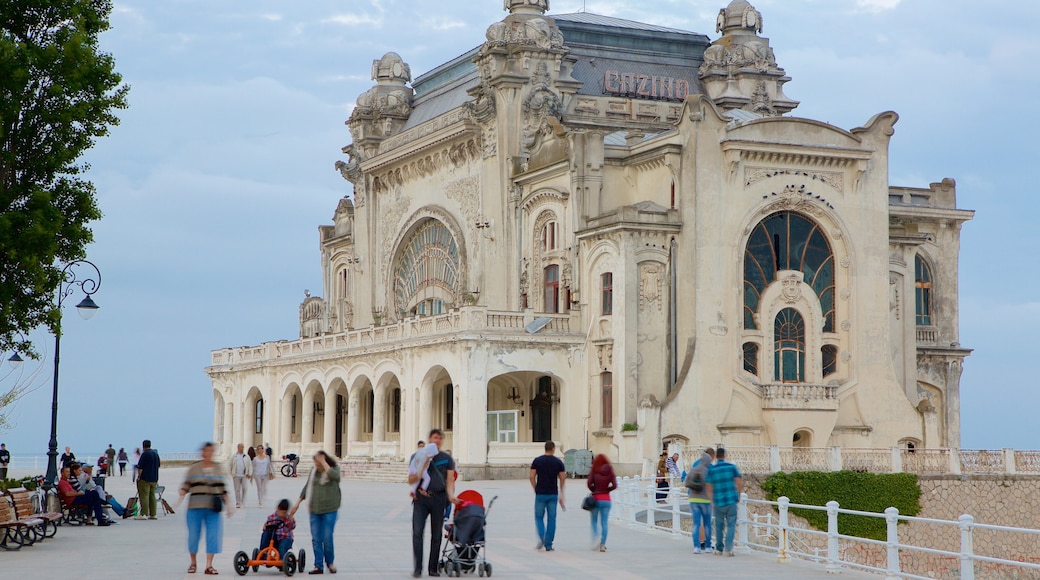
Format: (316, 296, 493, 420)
(207, 0, 973, 475)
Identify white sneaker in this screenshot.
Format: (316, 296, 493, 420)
(726, 551, 735, 558)
(693, 547, 702, 554)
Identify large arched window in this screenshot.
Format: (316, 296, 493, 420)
(774, 308, 805, 382)
(744, 212, 834, 331)
(915, 255, 932, 326)
(393, 218, 461, 317)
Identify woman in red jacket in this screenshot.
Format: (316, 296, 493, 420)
(586, 454, 617, 552)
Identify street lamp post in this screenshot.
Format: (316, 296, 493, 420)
(43, 260, 101, 490)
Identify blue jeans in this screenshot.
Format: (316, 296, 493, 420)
(186, 508, 223, 554)
(106, 495, 126, 517)
(590, 500, 611, 545)
(714, 503, 737, 553)
(310, 511, 338, 570)
(690, 502, 712, 549)
(259, 531, 294, 559)
(534, 494, 558, 549)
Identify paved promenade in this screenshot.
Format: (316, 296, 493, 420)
(3, 466, 872, 578)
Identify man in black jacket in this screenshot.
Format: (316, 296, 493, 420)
(136, 439, 161, 520)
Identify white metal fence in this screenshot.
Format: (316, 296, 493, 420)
(610, 477, 1040, 579)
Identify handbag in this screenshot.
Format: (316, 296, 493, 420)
(581, 494, 597, 511)
(212, 493, 223, 512)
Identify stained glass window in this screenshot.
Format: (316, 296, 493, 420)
(744, 212, 834, 331)
(393, 219, 461, 316)
(774, 308, 805, 382)
(742, 342, 759, 375)
(915, 255, 932, 326)
(822, 345, 837, 377)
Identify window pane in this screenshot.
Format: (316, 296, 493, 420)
(742, 342, 758, 374)
(822, 345, 837, 377)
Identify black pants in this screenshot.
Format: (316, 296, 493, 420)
(412, 492, 448, 575)
(657, 478, 668, 501)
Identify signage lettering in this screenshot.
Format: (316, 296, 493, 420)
(604, 70, 690, 101)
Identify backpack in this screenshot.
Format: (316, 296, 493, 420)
(684, 468, 704, 493)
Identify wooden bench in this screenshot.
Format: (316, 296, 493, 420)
(0, 495, 41, 550)
(59, 493, 112, 525)
(5, 488, 59, 539)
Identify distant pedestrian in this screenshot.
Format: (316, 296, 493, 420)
(530, 440, 566, 551)
(253, 446, 273, 507)
(586, 453, 617, 552)
(228, 443, 252, 508)
(667, 452, 681, 483)
(60, 446, 77, 469)
(136, 439, 161, 520)
(656, 451, 668, 502)
(408, 429, 457, 578)
(117, 447, 128, 476)
(291, 450, 342, 575)
(686, 448, 715, 553)
(247, 446, 257, 461)
(0, 443, 10, 480)
(177, 442, 231, 575)
(132, 447, 141, 482)
(105, 444, 117, 478)
(705, 447, 743, 556)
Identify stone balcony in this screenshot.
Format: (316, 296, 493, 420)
(759, 382, 839, 411)
(209, 307, 584, 367)
(916, 325, 938, 346)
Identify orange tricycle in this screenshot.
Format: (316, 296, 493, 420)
(233, 520, 306, 576)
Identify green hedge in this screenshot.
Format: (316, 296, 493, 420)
(761, 471, 921, 541)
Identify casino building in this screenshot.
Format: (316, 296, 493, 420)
(206, 0, 973, 475)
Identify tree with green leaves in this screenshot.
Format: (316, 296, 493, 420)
(0, 0, 128, 357)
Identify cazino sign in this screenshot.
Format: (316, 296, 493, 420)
(604, 70, 691, 101)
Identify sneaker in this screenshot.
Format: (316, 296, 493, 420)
(599, 545, 607, 552)
(726, 551, 735, 558)
(714, 550, 723, 556)
(148, 516, 157, 520)
(98, 519, 113, 527)
(535, 540, 544, 550)
(134, 515, 147, 520)
(693, 547, 702, 554)
(545, 547, 554, 552)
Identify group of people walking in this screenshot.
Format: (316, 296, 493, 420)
(179, 443, 341, 575)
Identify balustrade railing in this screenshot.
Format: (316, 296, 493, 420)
(210, 307, 580, 365)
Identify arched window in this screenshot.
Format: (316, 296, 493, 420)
(744, 212, 834, 331)
(544, 265, 559, 313)
(291, 394, 298, 435)
(822, 345, 837, 377)
(774, 308, 805, 382)
(742, 342, 759, 375)
(444, 384, 454, 431)
(915, 255, 932, 326)
(254, 398, 264, 434)
(393, 218, 461, 317)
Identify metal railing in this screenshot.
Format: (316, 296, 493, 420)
(610, 477, 1040, 579)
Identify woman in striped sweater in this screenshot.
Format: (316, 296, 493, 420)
(179, 442, 232, 575)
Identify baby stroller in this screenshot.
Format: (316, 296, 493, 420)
(439, 490, 496, 577)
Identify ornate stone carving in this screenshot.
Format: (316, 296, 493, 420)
(444, 175, 481, 237)
(781, 272, 803, 303)
(520, 64, 563, 155)
(561, 261, 572, 288)
(504, 0, 549, 13)
(466, 83, 498, 159)
(485, 16, 563, 51)
(709, 311, 728, 336)
(889, 275, 900, 320)
(370, 138, 481, 194)
(596, 343, 613, 368)
(348, 53, 415, 156)
(761, 184, 828, 218)
(744, 167, 844, 193)
(639, 263, 663, 312)
(840, 320, 851, 331)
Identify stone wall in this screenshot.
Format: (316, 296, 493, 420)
(741, 474, 1040, 579)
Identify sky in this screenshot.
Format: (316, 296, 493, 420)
(1, 0, 1037, 457)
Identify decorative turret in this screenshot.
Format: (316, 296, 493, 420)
(699, 0, 798, 116)
(504, 0, 549, 15)
(346, 52, 414, 159)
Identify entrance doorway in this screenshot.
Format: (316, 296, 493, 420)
(531, 376, 553, 442)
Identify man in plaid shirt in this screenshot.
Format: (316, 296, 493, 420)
(260, 499, 296, 559)
(705, 448, 743, 556)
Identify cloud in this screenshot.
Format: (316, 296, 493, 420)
(260, 13, 283, 22)
(855, 0, 902, 13)
(422, 17, 466, 31)
(322, 13, 383, 27)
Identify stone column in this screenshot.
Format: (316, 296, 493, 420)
(373, 387, 386, 444)
(224, 403, 234, 454)
(347, 389, 361, 450)
(323, 389, 338, 456)
(419, 379, 434, 445)
(301, 389, 315, 444)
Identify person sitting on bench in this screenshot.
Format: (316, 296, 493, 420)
(79, 464, 127, 518)
(58, 464, 111, 526)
